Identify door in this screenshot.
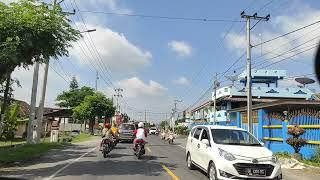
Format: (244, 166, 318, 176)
(198, 128, 210, 168)
(191, 127, 202, 165)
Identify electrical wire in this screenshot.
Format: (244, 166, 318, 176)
(253, 19, 320, 47)
(79, 10, 244, 23)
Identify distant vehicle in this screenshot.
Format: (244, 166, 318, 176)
(149, 127, 157, 135)
(186, 125, 282, 180)
(70, 130, 80, 137)
(119, 123, 136, 142)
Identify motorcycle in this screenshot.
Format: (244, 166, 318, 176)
(102, 139, 113, 158)
(168, 133, 174, 144)
(161, 132, 166, 140)
(134, 139, 146, 159)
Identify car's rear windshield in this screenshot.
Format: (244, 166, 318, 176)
(211, 129, 261, 146)
(121, 124, 135, 130)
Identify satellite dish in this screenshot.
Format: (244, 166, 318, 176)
(225, 75, 238, 86)
(295, 77, 315, 87)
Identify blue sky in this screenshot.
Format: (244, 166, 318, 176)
(8, 0, 320, 122)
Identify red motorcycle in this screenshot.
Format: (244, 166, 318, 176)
(134, 139, 146, 159)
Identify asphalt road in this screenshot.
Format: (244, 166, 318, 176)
(1, 136, 320, 180)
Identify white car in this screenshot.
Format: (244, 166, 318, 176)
(149, 127, 157, 135)
(186, 125, 282, 180)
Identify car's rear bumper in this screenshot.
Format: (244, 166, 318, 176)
(119, 134, 135, 141)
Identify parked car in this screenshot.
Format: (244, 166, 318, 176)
(119, 123, 136, 142)
(70, 130, 80, 137)
(186, 125, 282, 180)
(149, 127, 157, 135)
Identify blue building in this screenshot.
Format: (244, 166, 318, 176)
(189, 69, 319, 158)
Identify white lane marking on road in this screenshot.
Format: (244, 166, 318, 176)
(44, 146, 98, 180)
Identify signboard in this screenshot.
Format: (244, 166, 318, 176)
(51, 120, 59, 130)
(209, 110, 227, 122)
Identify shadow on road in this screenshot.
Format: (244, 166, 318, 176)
(1, 160, 178, 179)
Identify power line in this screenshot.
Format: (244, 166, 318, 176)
(253, 19, 320, 47)
(259, 44, 317, 69)
(79, 10, 244, 23)
(48, 64, 69, 83)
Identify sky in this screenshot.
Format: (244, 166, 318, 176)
(4, 0, 320, 122)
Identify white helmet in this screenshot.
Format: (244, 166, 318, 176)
(138, 122, 144, 128)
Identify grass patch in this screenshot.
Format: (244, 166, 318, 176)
(301, 160, 320, 167)
(71, 133, 94, 143)
(275, 151, 292, 159)
(0, 143, 64, 164)
(0, 138, 26, 147)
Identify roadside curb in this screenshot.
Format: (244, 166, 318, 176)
(280, 157, 320, 170)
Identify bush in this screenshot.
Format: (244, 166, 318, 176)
(175, 126, 188, 135)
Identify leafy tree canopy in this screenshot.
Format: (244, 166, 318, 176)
(56, 86, 95, 109)
(0, 0, 81, 82)
(73, 92, 115, 122)
(69, 76, 79, 90)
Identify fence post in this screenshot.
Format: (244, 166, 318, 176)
(258, 109, 264, 141)
(236, 112, 241, 128)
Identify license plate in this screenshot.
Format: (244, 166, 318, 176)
(245, 168, 266, 176)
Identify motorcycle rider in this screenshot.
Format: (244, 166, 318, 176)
(133, 122, 147, 150)
(99, 123, 113, 151)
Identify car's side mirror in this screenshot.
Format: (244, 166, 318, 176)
(201, 139, 210, 147)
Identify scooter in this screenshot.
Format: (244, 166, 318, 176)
(102, 139, 113, 158)
(168, 133, 174, 144)
(134, 139, 146, 159)
(161, 132, 166, 140)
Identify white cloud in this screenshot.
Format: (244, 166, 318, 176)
(71, 23, 152, 74)
(105, 77, 172, 122)
(168, 40, 193, 57)
(173, 76, 190, 86)
(224, 4, 320, 65)
(107, 77, 167, 98)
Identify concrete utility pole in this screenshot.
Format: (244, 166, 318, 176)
(241, 11, 270, 134)
(144, 110, 147, 122)
(114, 88, 123, 114)
(36, 60, 49, 143)
(213, 72, 219, 124)
(172, 99, 182, 131)
(27, 63, 40, 144)
(95, 70, 99, 91)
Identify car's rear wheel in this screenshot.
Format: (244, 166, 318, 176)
(208, 162, 217, 180)
(187, 153, 195, 170)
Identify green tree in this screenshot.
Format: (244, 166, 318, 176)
(73, 92, 115, 134)
(0, 103, 20, 141)
(56, 86, 95, 109)
(160, 121, 169, 130)
(0, 0, 81, 124)
(69, 76, 79, 90)
(121, 113, 130, 123)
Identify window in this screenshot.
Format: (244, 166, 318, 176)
(193, 128, 202, 139)
(200, 129, 209, 141)
(190, 127, 196, 136)
(211, 129, 261, 146)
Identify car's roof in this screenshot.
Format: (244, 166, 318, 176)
(192, 125, 245, 131)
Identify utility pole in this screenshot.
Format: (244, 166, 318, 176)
(114, 88, 123, 114)
(144, 110, 147, 123)
(95, 70, 99, 91)
(36, 60, 49, 143)
(241, 11, 270, 134)
(213, 72, 219, 124)
(27, 63, 40, 144)
(172, 99, 182, 131)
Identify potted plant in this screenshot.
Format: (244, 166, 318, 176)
(286, 125, 307, 160)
